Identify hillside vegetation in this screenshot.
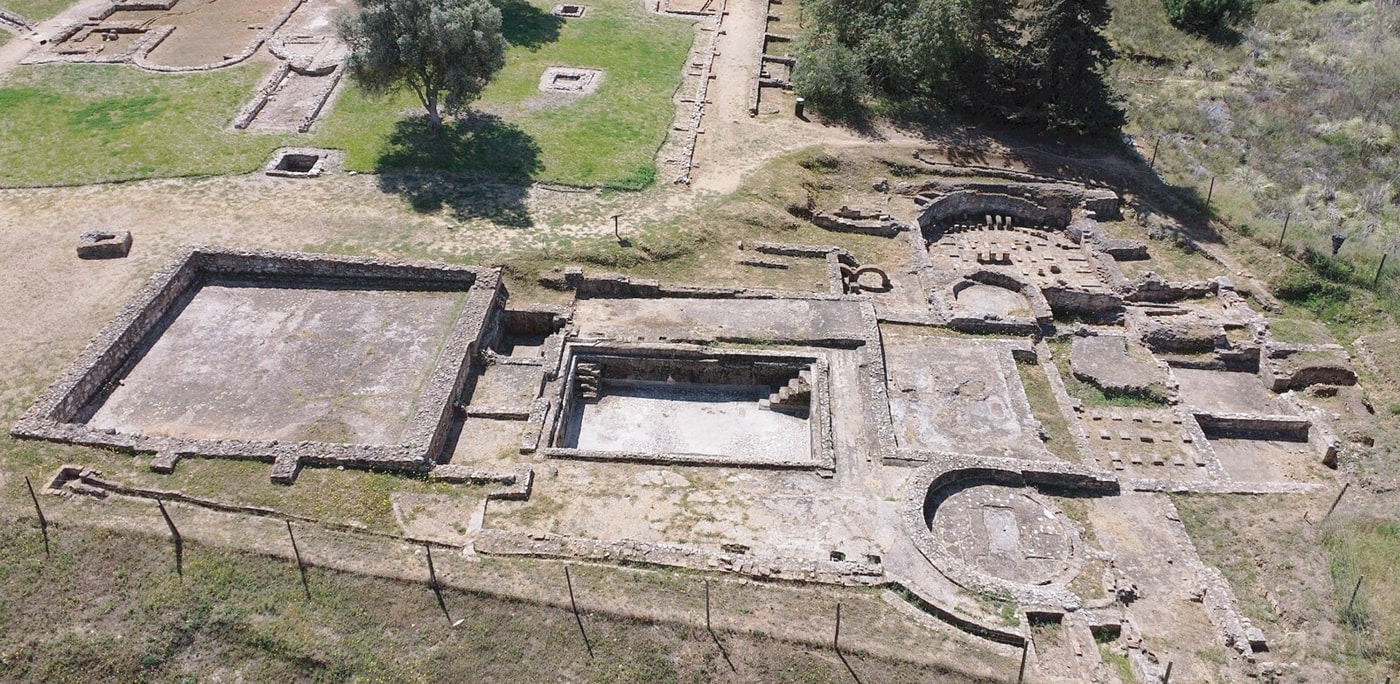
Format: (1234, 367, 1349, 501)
(1111, 0, 1400, 304)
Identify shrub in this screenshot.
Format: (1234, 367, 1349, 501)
(1273, 267, 1350, 303)
(1162, 0, 1254, 34)
(792, 41, 868, 114)
(1299, 245, 1358, 284)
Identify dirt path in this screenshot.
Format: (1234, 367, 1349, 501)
(679, 1, 952, 194)
(0, 170, 719, 415)
(0, 0, 111, 80)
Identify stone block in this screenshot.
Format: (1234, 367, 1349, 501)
(77, 231, 132, 259)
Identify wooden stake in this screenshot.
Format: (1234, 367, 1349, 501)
(705, 579, 711, 632)
(1163, 660, 1174, 683)
(704, 579, 736, 672)
(1375, 254, 1387, 286)
(1278, 212, 1291, 248)
(834, 602, 842, 652)
(1017, 640, 1029, 683)
(286, 521, 310, 600)
(565, 566, 593, 658)
(425, 543, 438, 586)
(1348, 576, 1365, 615)
(24, 476, 48, 557)
(1206, 177, 1216, 209)
(156, 499, 182, 578)
(1150, 138, 1161, 169)
(425, 543, 452, 624)
(1324, 482, 1350, 522)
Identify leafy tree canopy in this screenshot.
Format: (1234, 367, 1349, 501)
(1163, 0, 1255, 34)
(797, 0, 1124, 136)
(338, 0, 507, 129)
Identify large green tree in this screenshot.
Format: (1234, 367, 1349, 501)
(799, 0, 1022, 117)
(338, 0, 506, 130)
(797, 0, 1122, 135)
(1014, 0, 1125, 134)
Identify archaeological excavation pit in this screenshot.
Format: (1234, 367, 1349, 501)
(12, 247, 501, 482)
(551, 3, 586, 17)
(277, 153, 318, 173)
(265, 148, 338, 177)
(547, 344, 833, 469)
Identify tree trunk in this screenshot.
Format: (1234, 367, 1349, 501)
(424, 91, 443, 131)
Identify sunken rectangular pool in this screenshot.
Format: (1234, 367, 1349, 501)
(547, 344, 833, 470)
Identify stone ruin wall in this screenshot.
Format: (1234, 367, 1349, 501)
(12, 247, 501, 482)
(917, 190, 1072, 233)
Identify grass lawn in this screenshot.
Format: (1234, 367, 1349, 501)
(1016, 360, 1081, 462)
(0, 0, 72, 21)
(315, 0, 693, 188)
(0, 0, 692, 189)
(0, 64, 293, 186)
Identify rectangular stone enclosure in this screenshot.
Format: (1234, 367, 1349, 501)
(547, 344, 834, 470)
(13, 247, 501, 482)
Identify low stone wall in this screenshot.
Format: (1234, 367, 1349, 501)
(428, 464, 534, 500)
(898, 453, 1117, 611)
(1277, 394, 1343, 466)
(544, 446, 827, 470)
(1042, 286, 1123, 321)
(1261, 343, 1357, 392)
(519, 398, 552, 454)
(24, 24, 174, 65)
(668, 0, 726, 184)
(916, 190, 1071, 231)
(12, 246, 501, 484)
(1131, 310, 1224, 353)
(44, 464, 494, 549)
(1193, 412, 1311, 442)
(943, 315, 1041, 336)
(573, 349, 812, 387)
(750, 241, 845, 258)
(912, 179, 1119, 223)
(1100, 238, 1149, 261)
(546, 267, 854, 306)
(133, 0, 306, 72)
(0, 7, 32, 30)
(295, 66, 345, 133)
(931, 268, 1055, 333)
(810, 210, 902, 237)
(474, 530, 885, 586)
(1127, 272, 1219, 303)
(1124, 478, 1322, 495)
(233, 63, 291, 128)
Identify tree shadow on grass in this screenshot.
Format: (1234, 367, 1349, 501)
(375, 112, 541, 228)
(497, 0, 565, 49)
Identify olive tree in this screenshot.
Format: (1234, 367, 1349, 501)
(338, 0, 506, 130)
